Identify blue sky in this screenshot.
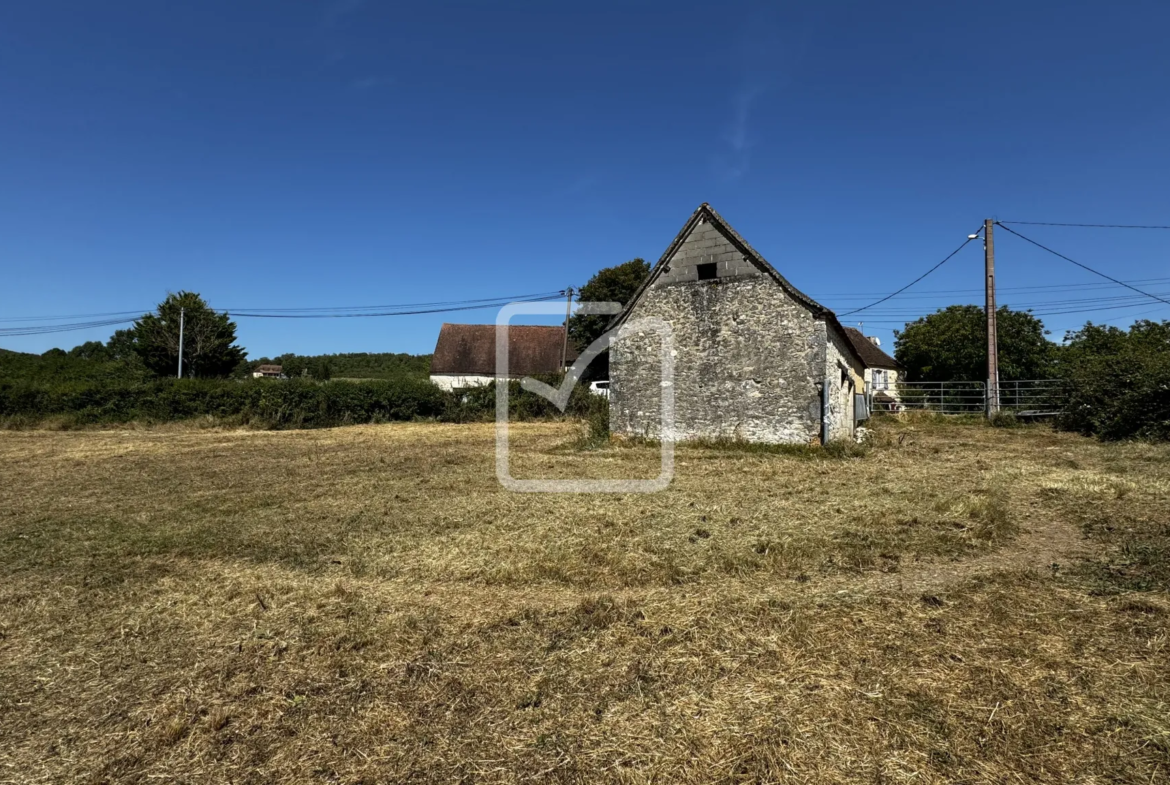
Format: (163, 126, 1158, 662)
(2, 0, 1169, 358)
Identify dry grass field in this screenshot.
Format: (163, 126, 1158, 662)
(0, 418, 1167, 784)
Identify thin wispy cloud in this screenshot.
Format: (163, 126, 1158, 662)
(565, 173, 600, 195)
(715, 85, 765, 181)
(318, 0, 389, 90)
(711, 7, 820, 181)
(349, 75, 393, 91)
(318, 0, 365, 67)
(322, 0, 366, 29)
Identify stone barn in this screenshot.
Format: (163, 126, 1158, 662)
(609, 203, 866, 444)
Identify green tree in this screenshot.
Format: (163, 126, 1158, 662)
(249, 352, 419, 380)
(106, 329, 140, 363)
(278, 354, 333, 380)
(1058, 319, 1170, 371)
(0, 340, 144, 383)
(567, 258, 650, 380)
(127, 292, 247, 378)
(278, 355, 307, 379)
(1057, 320, 1170, 440)
(68, 341, 111, 362)
(894, 304, 1055, 382)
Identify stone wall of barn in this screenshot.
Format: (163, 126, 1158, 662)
(609, 212, 867, 445)
(611, 217, 838, 443)
(825, 325, 863, 442)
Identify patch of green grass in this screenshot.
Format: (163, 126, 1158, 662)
(684, 436, 869, 459)
(1079, 519, 1170, 594)
(569, 402, 612, 451)
(989, 411, 1021, 428)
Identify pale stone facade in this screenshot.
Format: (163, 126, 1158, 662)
(609, 204, 865, 444)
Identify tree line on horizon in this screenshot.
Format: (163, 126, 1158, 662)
(1, 292, 432, 384)
(2, 274, 1167, 440)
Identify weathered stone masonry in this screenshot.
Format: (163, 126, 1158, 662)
(610, 204, 865, 444)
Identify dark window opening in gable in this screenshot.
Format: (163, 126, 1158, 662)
(696, 262, 717, 281)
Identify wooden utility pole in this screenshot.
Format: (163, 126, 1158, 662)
(177, 307, 185, 379)
(984, 220, 1000, 415)
(561, 287, 574, 371)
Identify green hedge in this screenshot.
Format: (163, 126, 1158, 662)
(442, 375, 602, 423)
(1057, 352, 1170, 441)
(0, 377, 605, 429)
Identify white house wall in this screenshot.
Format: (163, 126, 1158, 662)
(429, 374, 498, 392)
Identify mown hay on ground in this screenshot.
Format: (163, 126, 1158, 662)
(0, 419, 1166, 783)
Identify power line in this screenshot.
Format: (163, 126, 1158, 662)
(219, 290, 567, 314)
(1000, 291, 1170, 309)
(0, 290, 566, 329)
(229, 293, 565, 319)
(8, 224, 1169, 341)
(995, 223, 1170, 309)
(844, 289, 1170, 317)
(1100, 305, 1170, 324)
(1026, 301, 1170, 317)
(844, 293, 1170, 325)
(0, 317, 140, 338)
(998, 220, 1170, 230)
(812, 276, 1170, 301)
(0, 291, 568, 337)
(35, 280, 1162, 316)
(0, 309, 147, 324)
(837, 231, 981, 317)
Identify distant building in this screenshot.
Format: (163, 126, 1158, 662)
(842, 328, 903, 406)
(253, 364, 284, 379)
(429, 323, 577, 391)
(609, 203, 867, 444)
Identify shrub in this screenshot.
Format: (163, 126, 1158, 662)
(0, 378, 446, 428)
(1059, 356, 1170, 441)
(442, 376, 601, 423)
(569, 392, 611, 450)
(0, 376, 607, 430)
(988, 411, 1020, 428)
(1057, 324, 1170, 441)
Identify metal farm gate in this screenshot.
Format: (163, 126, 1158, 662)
(996, 379, 1071, 417)
(869, 379, 1070, 417)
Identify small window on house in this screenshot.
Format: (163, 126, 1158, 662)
(873, 369, 888, 391)
(696, 262, 717, 280)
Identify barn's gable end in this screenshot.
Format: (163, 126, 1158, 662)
(609, 203, 865, 444)
(654, 216, 763, 285)
(611, 203, 830, 331)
